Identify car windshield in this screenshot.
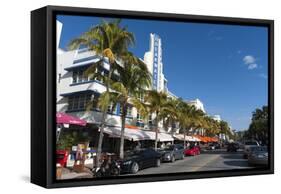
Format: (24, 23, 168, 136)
(164, 145, 174, 151)
(245, 141, 258, 145)
(125, 150, 142, 157)
(251, 146, 267, 152)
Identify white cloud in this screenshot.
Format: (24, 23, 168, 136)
(243, 55, 256, 64)
(258, 73, 268, 79)
(243, 55, 258, 70)
(248, 63, 258, 70)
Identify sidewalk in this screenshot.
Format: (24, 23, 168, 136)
(60, 167, 93, 180)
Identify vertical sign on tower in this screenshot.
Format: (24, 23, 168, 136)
(153, 34, 159, 91)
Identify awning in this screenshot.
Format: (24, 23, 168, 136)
(157, 132, 174, 142)
(103, 126, 174, 142)
(192, 135, 218, 143)
(173, 134, 200, 142)
(56, 112, 87, 126)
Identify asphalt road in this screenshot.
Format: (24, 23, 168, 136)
(134, 149, 252, 175)
(61, 149, 252, 179)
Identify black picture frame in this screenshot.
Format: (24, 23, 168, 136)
(31, 5, 274, 188)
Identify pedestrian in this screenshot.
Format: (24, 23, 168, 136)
(186, 142, 190, 149)
(75, 144, 84, 166)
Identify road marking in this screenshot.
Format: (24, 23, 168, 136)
(189, 154, 220, 171)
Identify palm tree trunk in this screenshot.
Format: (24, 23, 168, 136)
(95, 111, 106, 167)
(183, 129, 186, 149)
(170, 121, 174, 145)
(154, 116, 159, 150)
(95, 64, 112, 167)
(119, 103, 127, 159)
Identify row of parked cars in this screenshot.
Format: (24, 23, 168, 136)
(120, 140, 268, 175)
(120, 144, 201, 174)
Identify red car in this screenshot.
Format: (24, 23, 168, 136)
(56, 150, 69, 167)
(184, 146, 201, 156)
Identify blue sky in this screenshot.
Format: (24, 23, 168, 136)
(57, 15, 268, 131)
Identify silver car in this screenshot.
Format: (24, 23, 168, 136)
(159, 144, 185, 162)
(248, 146, 268, 166)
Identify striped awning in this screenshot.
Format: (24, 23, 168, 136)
(103, 126, 174, 142)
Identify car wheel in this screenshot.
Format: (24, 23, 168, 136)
(95, 170, 102, 178)
(111, 167, 120, 176)
(171, 155, 175, 162)
(130, 162, 139, 174)
(192, 152, 196, 156)
(155, 159, 161, 167)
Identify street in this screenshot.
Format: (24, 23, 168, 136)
(60, 149, 253, 179)
(134, 149, 252, 175)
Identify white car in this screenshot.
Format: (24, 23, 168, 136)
(243, 141, 260, 158)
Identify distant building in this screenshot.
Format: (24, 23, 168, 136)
(212, 115, 221, 122)
(143, 33, 177, 98)
(186, 98, 205, 113)
(144, 33, 166, 92)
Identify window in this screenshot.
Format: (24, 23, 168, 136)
(127, 106, 133, 117)
(137, 112, 143, 120)
(148, 114, 153, 126)
(72, 67, 110, 84)
(72, 69, 89, 84)
(107, 103, 117, 114)
(68, 94, 92, 111)
(119, 105, 132, 117)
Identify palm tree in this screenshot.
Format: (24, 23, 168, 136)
(103, 53, 151, 159)
(220, 120, 231, 136)
(162, 97, 181, 135)
(176, 101, 196, 148)
(145, 91, 174, 150)
(68, 19, 135, 167)
(203, 116, 220, 137)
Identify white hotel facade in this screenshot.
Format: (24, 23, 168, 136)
(56, 20, 211, 135)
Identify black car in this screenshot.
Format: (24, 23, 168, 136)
(208, 142, 221, 150)
(158, 144, 185, 162)
(120, 148, 161, 174)
(227, 143, 239, 152)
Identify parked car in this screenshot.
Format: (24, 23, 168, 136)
(248, 146, 268, 166)
(184, 145, 201, 156)
(159, 144, 185, 162)
(236, 141, 244, 149)
(227, 143, 239, 152)
(243, 140, 260, 158)
(56, 150, 69, 167)
(208, 142, 220, 150)
(120, 148, 161, 174)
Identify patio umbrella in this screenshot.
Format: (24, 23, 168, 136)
(56, 112, 87, 126)
(56, 112, 87, 143)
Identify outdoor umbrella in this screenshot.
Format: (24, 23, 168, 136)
(56, 112, 87, 142)
(56, 112, 87, 126)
